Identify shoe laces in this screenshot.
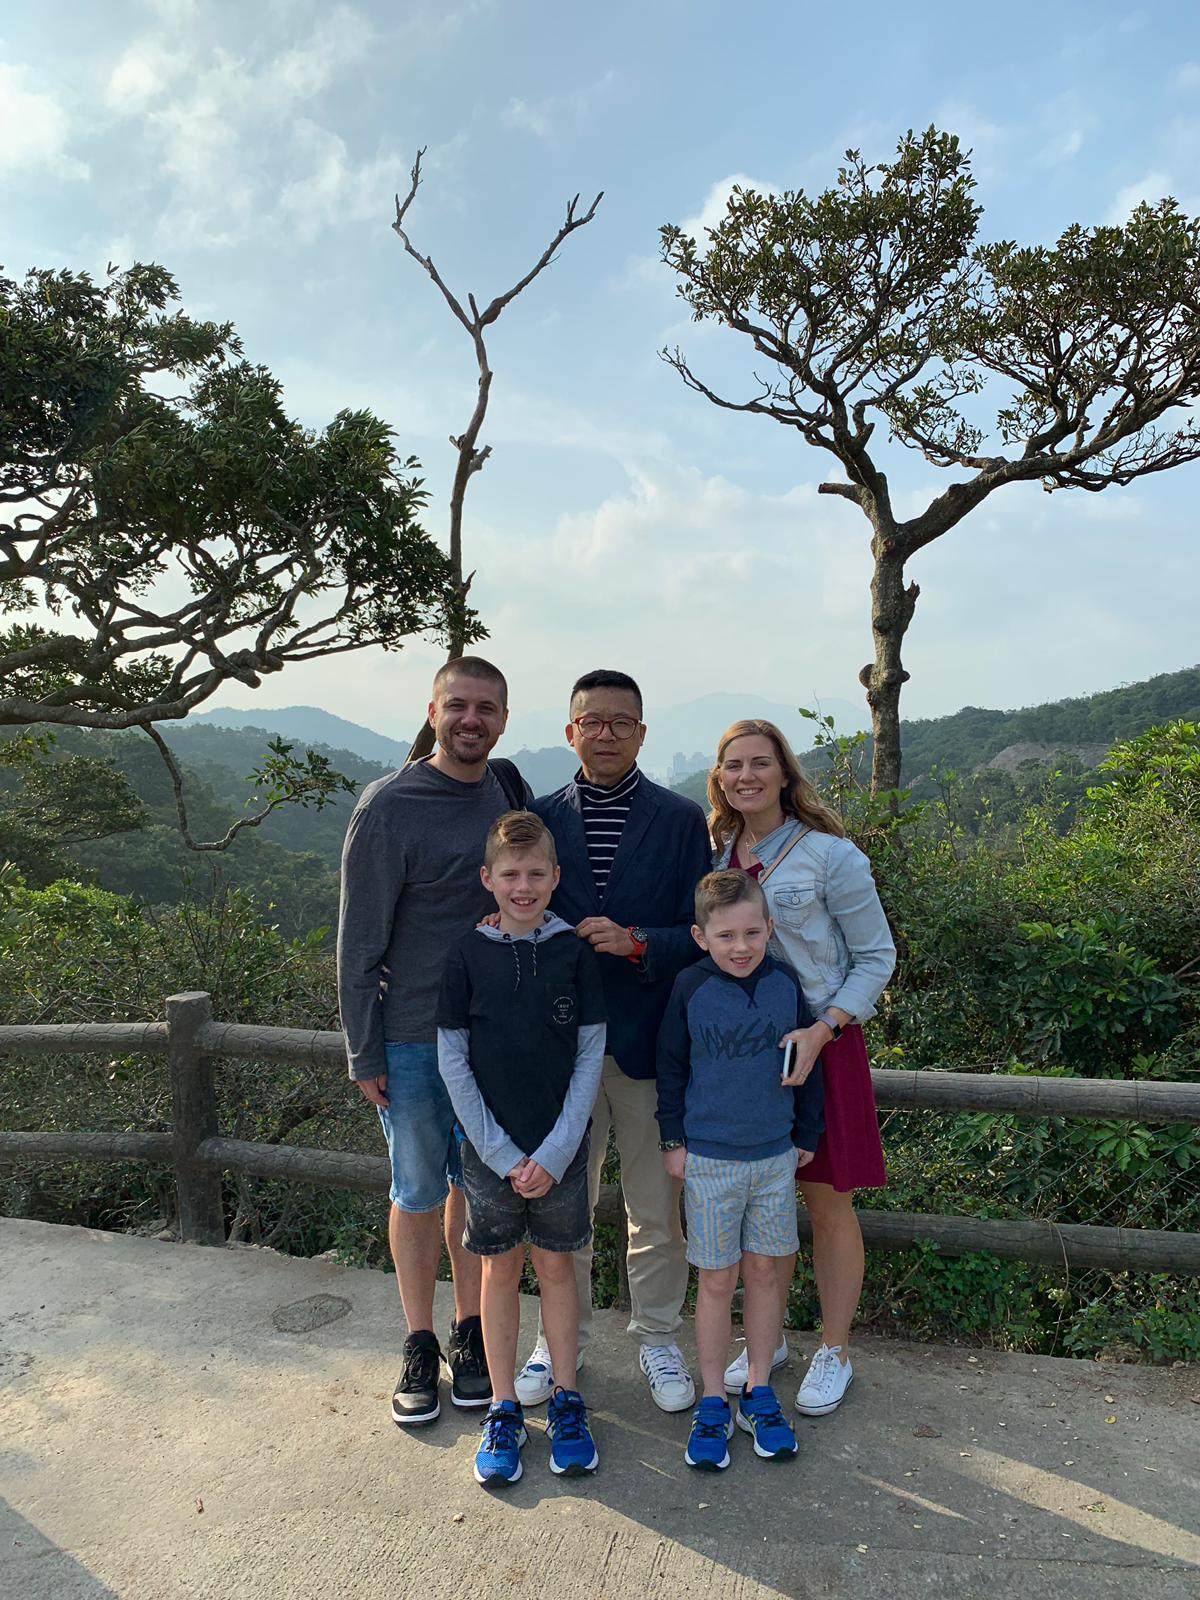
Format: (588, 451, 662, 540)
(643, 1343, 688, 1384)
(549, 1390, 588, 1440)
(401, 1336, 440, 1389)
(452, 1318, 487, 1376)
(521, 1347, 551, 1375)
(480, 1405, 522, 1451)
(809, 1345, 842, 1395)
(692, 1401, 730, 1440)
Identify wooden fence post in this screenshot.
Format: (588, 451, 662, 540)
(166, 991, 225, 1246)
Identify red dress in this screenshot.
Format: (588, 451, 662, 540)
(742, 856, 886, 1192)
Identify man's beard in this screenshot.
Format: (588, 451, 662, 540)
(443, 730, 489, 765)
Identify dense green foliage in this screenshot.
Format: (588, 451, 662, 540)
(2, 261, 470, 742)
(673, 664, 1200, 819)
(0, 726, 350, 938)
(660, 125, 1200, 793)
(1, 715, 1197, 1361)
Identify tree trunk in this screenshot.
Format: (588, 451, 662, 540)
(861, 541, 919, 796)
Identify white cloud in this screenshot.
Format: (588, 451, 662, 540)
(103, 8, 398, 248)
(277, 125, 403, 243)
(1170, 62, 1200, 92)
(679, 172, 776, 240)
(504, 97, 551, 139)
(264, 6, 373, 104)
(503, 70, 617, 141)
(105, 42, 185, 112)
(934, 101, 1008, 182)
(1107, 169, 1172, 222)
(463, 463, 874, 712)
(0, 63, 87, 179)
(1043, 125, 1083, 164)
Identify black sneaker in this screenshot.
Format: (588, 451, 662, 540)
(392, 1330, 442, 1426)
(447, 1314, 492, 1409)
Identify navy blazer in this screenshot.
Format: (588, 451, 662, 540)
(533, 774, 712, 1080)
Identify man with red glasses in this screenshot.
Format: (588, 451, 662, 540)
(514, 669, 711, 1413)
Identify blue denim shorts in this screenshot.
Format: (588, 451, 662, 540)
(376, 1041, 463, 1212)
(684, 1149, 800, 1270)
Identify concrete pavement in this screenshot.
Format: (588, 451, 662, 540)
(1, 1217, 1198, 1600)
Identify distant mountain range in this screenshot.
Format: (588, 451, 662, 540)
(191, 690, 871, 782)
(189, 706, 412, 768)
(187, 666, 1200, 804)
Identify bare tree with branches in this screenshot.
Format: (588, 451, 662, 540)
(393, 148, 602, 760)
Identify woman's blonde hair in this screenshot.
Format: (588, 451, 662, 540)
(707, 719, 845, 854)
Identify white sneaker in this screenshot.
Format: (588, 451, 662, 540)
(723, 1337, 789, 1394)
(514, 1345, 583, 1407)
(795, 1343, 853, 1415)
(639, 1342, 696, 1412)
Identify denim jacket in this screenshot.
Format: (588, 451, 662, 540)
(715, 821, 896, 1022)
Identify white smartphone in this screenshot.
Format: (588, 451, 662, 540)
(781, 1039, 796, 1083)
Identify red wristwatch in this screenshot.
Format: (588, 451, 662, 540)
(626, 925, 648, 963)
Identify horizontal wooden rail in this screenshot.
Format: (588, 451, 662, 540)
(3, 1014, 1198, 1122)
(871, 1069, 1200, 1123)
(196, 1022, 346, 1069)
(0, 1022, 169, 1056)
(590, 1187, 1200, 1274)
(0, 1130, 173, 1164)
(195, 1137, 390, 1194)
(2, 994, 1197, 1270)
(6, 1131, 1194, 1274)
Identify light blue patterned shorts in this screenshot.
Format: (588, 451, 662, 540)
(684, 1149, 800, 1270)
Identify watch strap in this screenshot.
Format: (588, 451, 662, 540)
(818, 1010, 843, 1040)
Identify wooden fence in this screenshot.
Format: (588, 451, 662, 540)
(2, 991, 1200, 1274)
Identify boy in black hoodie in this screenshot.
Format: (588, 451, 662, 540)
(438, 811, 606, 1486)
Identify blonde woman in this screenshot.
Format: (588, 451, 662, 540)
(708, 719, 895, 1416)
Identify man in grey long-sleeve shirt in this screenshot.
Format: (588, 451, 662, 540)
(336, 655, 529, 1427)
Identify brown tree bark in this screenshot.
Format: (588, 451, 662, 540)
(861, 541, 920, 796)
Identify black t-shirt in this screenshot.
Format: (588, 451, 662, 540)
(437, 928, 607, 1153)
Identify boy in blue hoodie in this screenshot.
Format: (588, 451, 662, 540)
(437, 810, 606, 1486)
(656, 869, 824, 1470)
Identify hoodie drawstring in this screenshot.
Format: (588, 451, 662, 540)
(506, 925, 542, 991)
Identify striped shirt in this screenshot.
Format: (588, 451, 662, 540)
(577, 765, 641, 899)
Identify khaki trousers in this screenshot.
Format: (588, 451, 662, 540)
(537, 1056, 688, 1353)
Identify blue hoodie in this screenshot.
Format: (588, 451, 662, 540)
(656, 954, 824, 1162)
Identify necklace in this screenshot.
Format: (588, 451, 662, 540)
(741, 809, 786, 857)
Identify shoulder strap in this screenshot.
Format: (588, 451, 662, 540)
(756, 825, 811, 888)
(488, 757, 526, 811)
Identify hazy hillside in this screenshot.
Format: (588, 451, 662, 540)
(174, 722, 575, 815)
(190, 706, 411, 768)
(896, 664, 1200, 789)
(10, 666, 1195, 930)
(672, 664, 1200, 804)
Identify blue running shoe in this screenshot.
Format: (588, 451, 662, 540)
(474, 1400, 527, 1485)
(736, 1384, 798, 1460)
(546, 1388, 598, 1475)
(685, 1396, 733, 1470)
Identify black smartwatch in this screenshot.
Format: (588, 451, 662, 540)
(818, 1010, 843, 1041)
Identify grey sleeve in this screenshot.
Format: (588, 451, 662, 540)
(436, 1028, 525, 1180)
(528, 1022, 606, 1182)
(823, 839, 897, 1023)
(337, 799, 405, 1081)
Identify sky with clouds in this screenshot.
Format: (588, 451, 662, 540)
(4, 0, 1199, 747)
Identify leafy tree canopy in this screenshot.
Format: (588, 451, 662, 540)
(1, 261, 473, 844)
(661, 129, 1200, 792)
